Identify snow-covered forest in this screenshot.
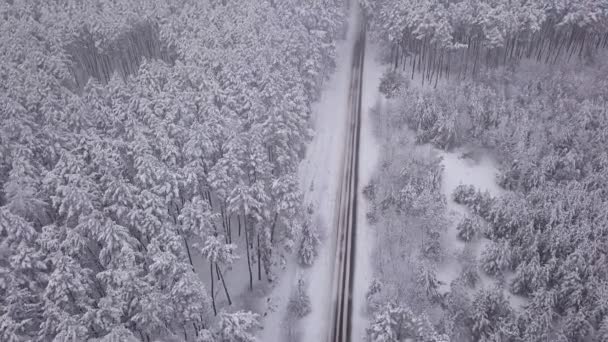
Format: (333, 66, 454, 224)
(366, 0, 608, 84)
(363, 1, 608, 341)
(0, 0, 346, 341)
(5, 0, 608, 341)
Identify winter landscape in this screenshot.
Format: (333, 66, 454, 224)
(2, 0, 608, 341)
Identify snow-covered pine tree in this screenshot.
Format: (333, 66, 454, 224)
(367, 302, 448, 342)
(288, 276, 311, 319)
(213, 311, 261, 342)
(298, 205, 320, 267)
(199, 235, 238, 315)
(0, 208, 47, 341)
(1, 0, 347, 340)
(470, 287, 514, 341)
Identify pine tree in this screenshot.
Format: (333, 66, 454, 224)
(480, 239, 512, 276)
(213, 311, 261, 342)
(199, 235, 238, 314)
(456, 215, 482, 242)
(2, 147, 47, 224)
(415, 261, 441, 302)
(367, 302, 448, 342)
(470, 287, 514, 341)
(288, 276, 311, 318)
(298, 206, 320, 267)
(0, 208, 47, 341)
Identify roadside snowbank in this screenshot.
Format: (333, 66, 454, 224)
(351, 42, 383, 342)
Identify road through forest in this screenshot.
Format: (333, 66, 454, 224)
(328, 15, 366, 342)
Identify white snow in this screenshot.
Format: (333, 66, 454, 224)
(257, 254, 297, 341)
(435, 149, 503, 293)
(191, 209, 270, 312)
(435, 148, 528, 310)
(439, 150, 503, 201)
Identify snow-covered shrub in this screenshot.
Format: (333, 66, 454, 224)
(470, 288, 515, 341)
(366, 208, 379, 225)
(196, 330, 214, 342)
(213, 311, 260, 342)
(405, 90, 465, 149)
(298, 215, 320, 267)
(366, 279, 383, 313)
(367, 302, 448, 342)
(456, 215, 482, 242)
(559, 309, 592, 341)
(509, 255, 546, 296)
(379, 70, 408, 99)
(363, 182, 376, 201)
(517, 302, 555, 341)
(598, 317, 608, 342)
(422, 230, 443, 262)
(480, 240, 512, 276)
(415, 261, 441, 301)
(441, 279, 474, 339)
(452, 184, 494, 219)
(287, 277, 311, 319)
(452, 184, 477, 205)
(457, 247, 480, 288)
(485, 193, 528, 240)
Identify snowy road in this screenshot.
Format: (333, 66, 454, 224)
(328, 19, 366, 342)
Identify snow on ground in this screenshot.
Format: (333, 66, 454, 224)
(258, 8, 360, 341)
(256, 252, 297, 341)
(434, 148, 528, 310)
(191, 214, 275, 332)
(435, 149, 503, 293)
(351, 41, 383, 342)
(439, 149, 503, 201)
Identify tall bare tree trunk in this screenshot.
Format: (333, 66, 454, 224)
(392, 44, 398, 70)
(257, 234, 262, 281)
(270, 212, 278, 244)
(221, 204, 229, 244)
(210, 261, 217, 315)
(411, 41, 417, 80)
(244, 214, 253, 291)
(227, 212, 232, 243)
(216, 264, 232, 305)
(183, 236, 194, 268)
(472, 40, 480, 77)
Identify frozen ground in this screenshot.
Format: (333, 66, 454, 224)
(435, 149, 503, 293)
(192, 215, 267, 310)
(435, 148, 528, 310)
